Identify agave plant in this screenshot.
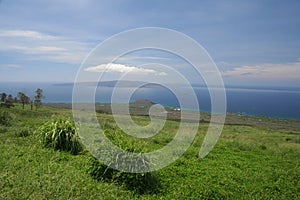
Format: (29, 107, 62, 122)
(38, 117, 82, 154)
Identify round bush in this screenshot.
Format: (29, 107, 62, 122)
(38, 117, 82, 154)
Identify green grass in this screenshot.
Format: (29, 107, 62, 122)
(0, 105, 299, 199)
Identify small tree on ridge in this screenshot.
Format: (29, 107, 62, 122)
(18, 92, 30, 109)
(34, 88, 44, 110)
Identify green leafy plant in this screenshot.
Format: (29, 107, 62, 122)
(38, 117, 82, 154)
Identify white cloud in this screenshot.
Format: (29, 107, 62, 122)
(120, 56, 172, 61)
(85, 63, 167, 76)
(0, 30, 57, 40)
(0, 64, 21, 69)
(222, 62, 300, 80)
(0, 29, 92, 64)
(5, 45, 66, 54)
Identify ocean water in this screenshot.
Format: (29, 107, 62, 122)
(1, 82, 300, 119)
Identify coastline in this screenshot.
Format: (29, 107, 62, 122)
(1, 81, 300, 119)
(45, 102, 300, 132)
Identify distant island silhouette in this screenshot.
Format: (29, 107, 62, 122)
(132, 99, 155, 105)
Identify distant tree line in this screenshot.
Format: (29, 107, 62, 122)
(0, 88, 44, 110)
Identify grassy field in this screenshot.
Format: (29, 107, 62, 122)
(0, 105, 300, 199)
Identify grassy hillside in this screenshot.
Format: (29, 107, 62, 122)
(0, 105, 299, 199)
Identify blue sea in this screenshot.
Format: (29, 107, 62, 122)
(1, 82, 300, 119)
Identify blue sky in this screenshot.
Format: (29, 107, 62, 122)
(0, 0, 300, 87)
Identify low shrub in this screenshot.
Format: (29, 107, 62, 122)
(0, 126, 8, 133)
(0, 111, 13, 126)
(15, 127, 31, 137)
(38, 117, 82, 154)
(88, 128, 160, 194)
(0, 102, 14, 108)
(88, 156, 160, 194)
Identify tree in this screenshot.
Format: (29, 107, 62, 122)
(18, 92, 30, 109)
(25, 96, 30, 106)
(30, 100, 33, 110)
(0, 92, 7, 102)
(34, 88, 44, 110)
(6, 94, 14, 103)
(4, 94, 14, 108)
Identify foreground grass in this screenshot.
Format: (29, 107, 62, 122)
(0, 105, 299, 199)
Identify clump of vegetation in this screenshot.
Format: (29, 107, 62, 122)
(0, 126, 8, 133)
(38, 117, 82, 154)
(0, 111, 13, 126)
(88, 128, 160, 194)
(88, 156, 160, 194)
(0, 102, 14, 108)
(15, 127, 32, 137)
